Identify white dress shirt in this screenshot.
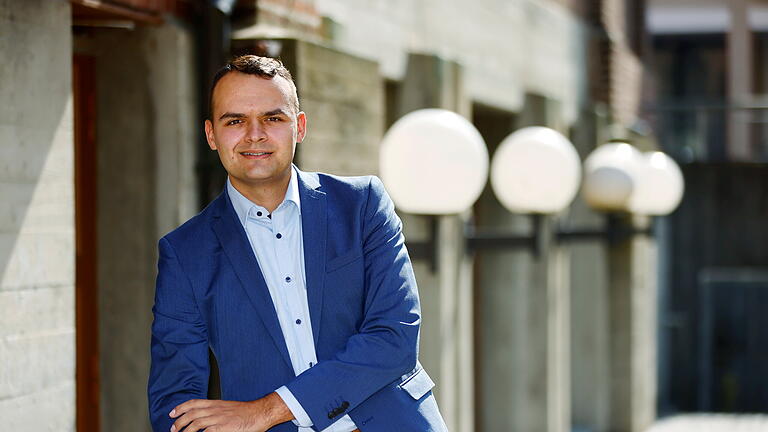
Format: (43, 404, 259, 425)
(227, 169, 357, 432)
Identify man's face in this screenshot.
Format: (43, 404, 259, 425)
(205, 71, 306, 190)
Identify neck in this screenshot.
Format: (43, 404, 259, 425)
(230, 173, 291, 213)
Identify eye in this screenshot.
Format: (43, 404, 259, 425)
(266, 116, 283, 122)
(226, 119, 243, 126)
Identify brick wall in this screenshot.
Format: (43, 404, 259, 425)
(596, 0, 647, 127)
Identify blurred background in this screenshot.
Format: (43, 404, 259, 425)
(1, 0, 767, 431)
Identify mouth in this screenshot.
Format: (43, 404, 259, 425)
(240, 151, 273, 159)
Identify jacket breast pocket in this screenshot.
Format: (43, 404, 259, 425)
(400, 367, 435, 400)
(326, 249, 363, 273)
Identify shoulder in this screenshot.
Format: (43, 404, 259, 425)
(160, 192, 224, 247)
(306, 171, 396, 222)
(300, 170, 372, 190)
(302, 170, 385, 201)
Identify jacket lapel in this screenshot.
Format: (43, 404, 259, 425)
(297, 170, 327, 347)
(209, 191, 292, 368)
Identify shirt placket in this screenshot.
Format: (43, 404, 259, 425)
(286, 206, 317, 371)
(272, 206, 310, 374)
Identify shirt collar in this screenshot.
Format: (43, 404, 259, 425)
(284, 165, 301, 214)
(226, 167, 302, 228)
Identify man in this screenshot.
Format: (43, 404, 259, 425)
(148, 55, 447, 432)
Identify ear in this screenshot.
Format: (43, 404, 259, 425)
(296, 111, 307, 144)
(204, 119, 217, 150)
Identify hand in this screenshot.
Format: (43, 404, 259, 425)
(169, 392, 293, 432)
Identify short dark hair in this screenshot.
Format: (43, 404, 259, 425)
(208, 55, 300, 119)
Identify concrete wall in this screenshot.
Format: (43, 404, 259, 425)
(0, 0, 76, 429)
(314, 0, 589, 123)
(290, 40, 385, 176)
(74, 19, 197, 431)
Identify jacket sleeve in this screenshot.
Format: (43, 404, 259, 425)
(285, 176, 421, 430)
(147, 237, 210, 431)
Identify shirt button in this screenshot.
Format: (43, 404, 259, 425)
(295, 319, 302, 324)
(309, 362, 314, 367)
(256, 211, 262, 217)
(276, 233, 282, 239)
(285, 276, 292, 283)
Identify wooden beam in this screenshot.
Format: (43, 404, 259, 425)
(70, 0, 164, 25)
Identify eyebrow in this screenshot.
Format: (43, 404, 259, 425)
(263, 109, 289, 117)
(218, 112, 246, 121)
(218, 109, 289, 121)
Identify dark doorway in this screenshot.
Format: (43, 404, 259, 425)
(698, 270, 768, 412)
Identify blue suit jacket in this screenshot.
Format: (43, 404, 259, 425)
(148, 170, 448, 431)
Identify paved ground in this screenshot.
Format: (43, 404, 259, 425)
(647, 414, 768, 432)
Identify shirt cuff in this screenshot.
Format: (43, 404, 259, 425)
(275, 386, 313, 428)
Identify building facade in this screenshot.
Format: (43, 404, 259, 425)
(0, 0, 656, 431)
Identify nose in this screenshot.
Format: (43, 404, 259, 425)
(245, 121, 267, 143)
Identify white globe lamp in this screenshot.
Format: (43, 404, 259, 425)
(490, 127, 581, 214)
(379, 109, 489, 214)
(582, 142, 644, 212)
(629, 151, 684, 215)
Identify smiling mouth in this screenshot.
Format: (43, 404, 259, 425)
(241, 151, 273, 157)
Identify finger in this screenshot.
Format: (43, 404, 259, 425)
(180, 416, 217, 432)
(172, 409, 209, 432)
(170, 399, 209, 418)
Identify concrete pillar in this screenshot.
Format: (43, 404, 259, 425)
(473, 110, 522, 432)
(146, 22, 199, 237)
(396, 53, 474, 432)
(0, 0, 75, 429)
(474, 195, 531, 432)
(727, 0, 753, 161)
(436, 215, 474, 432)
(525, 216, 571, 432)
(608, 215, 657, 432)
